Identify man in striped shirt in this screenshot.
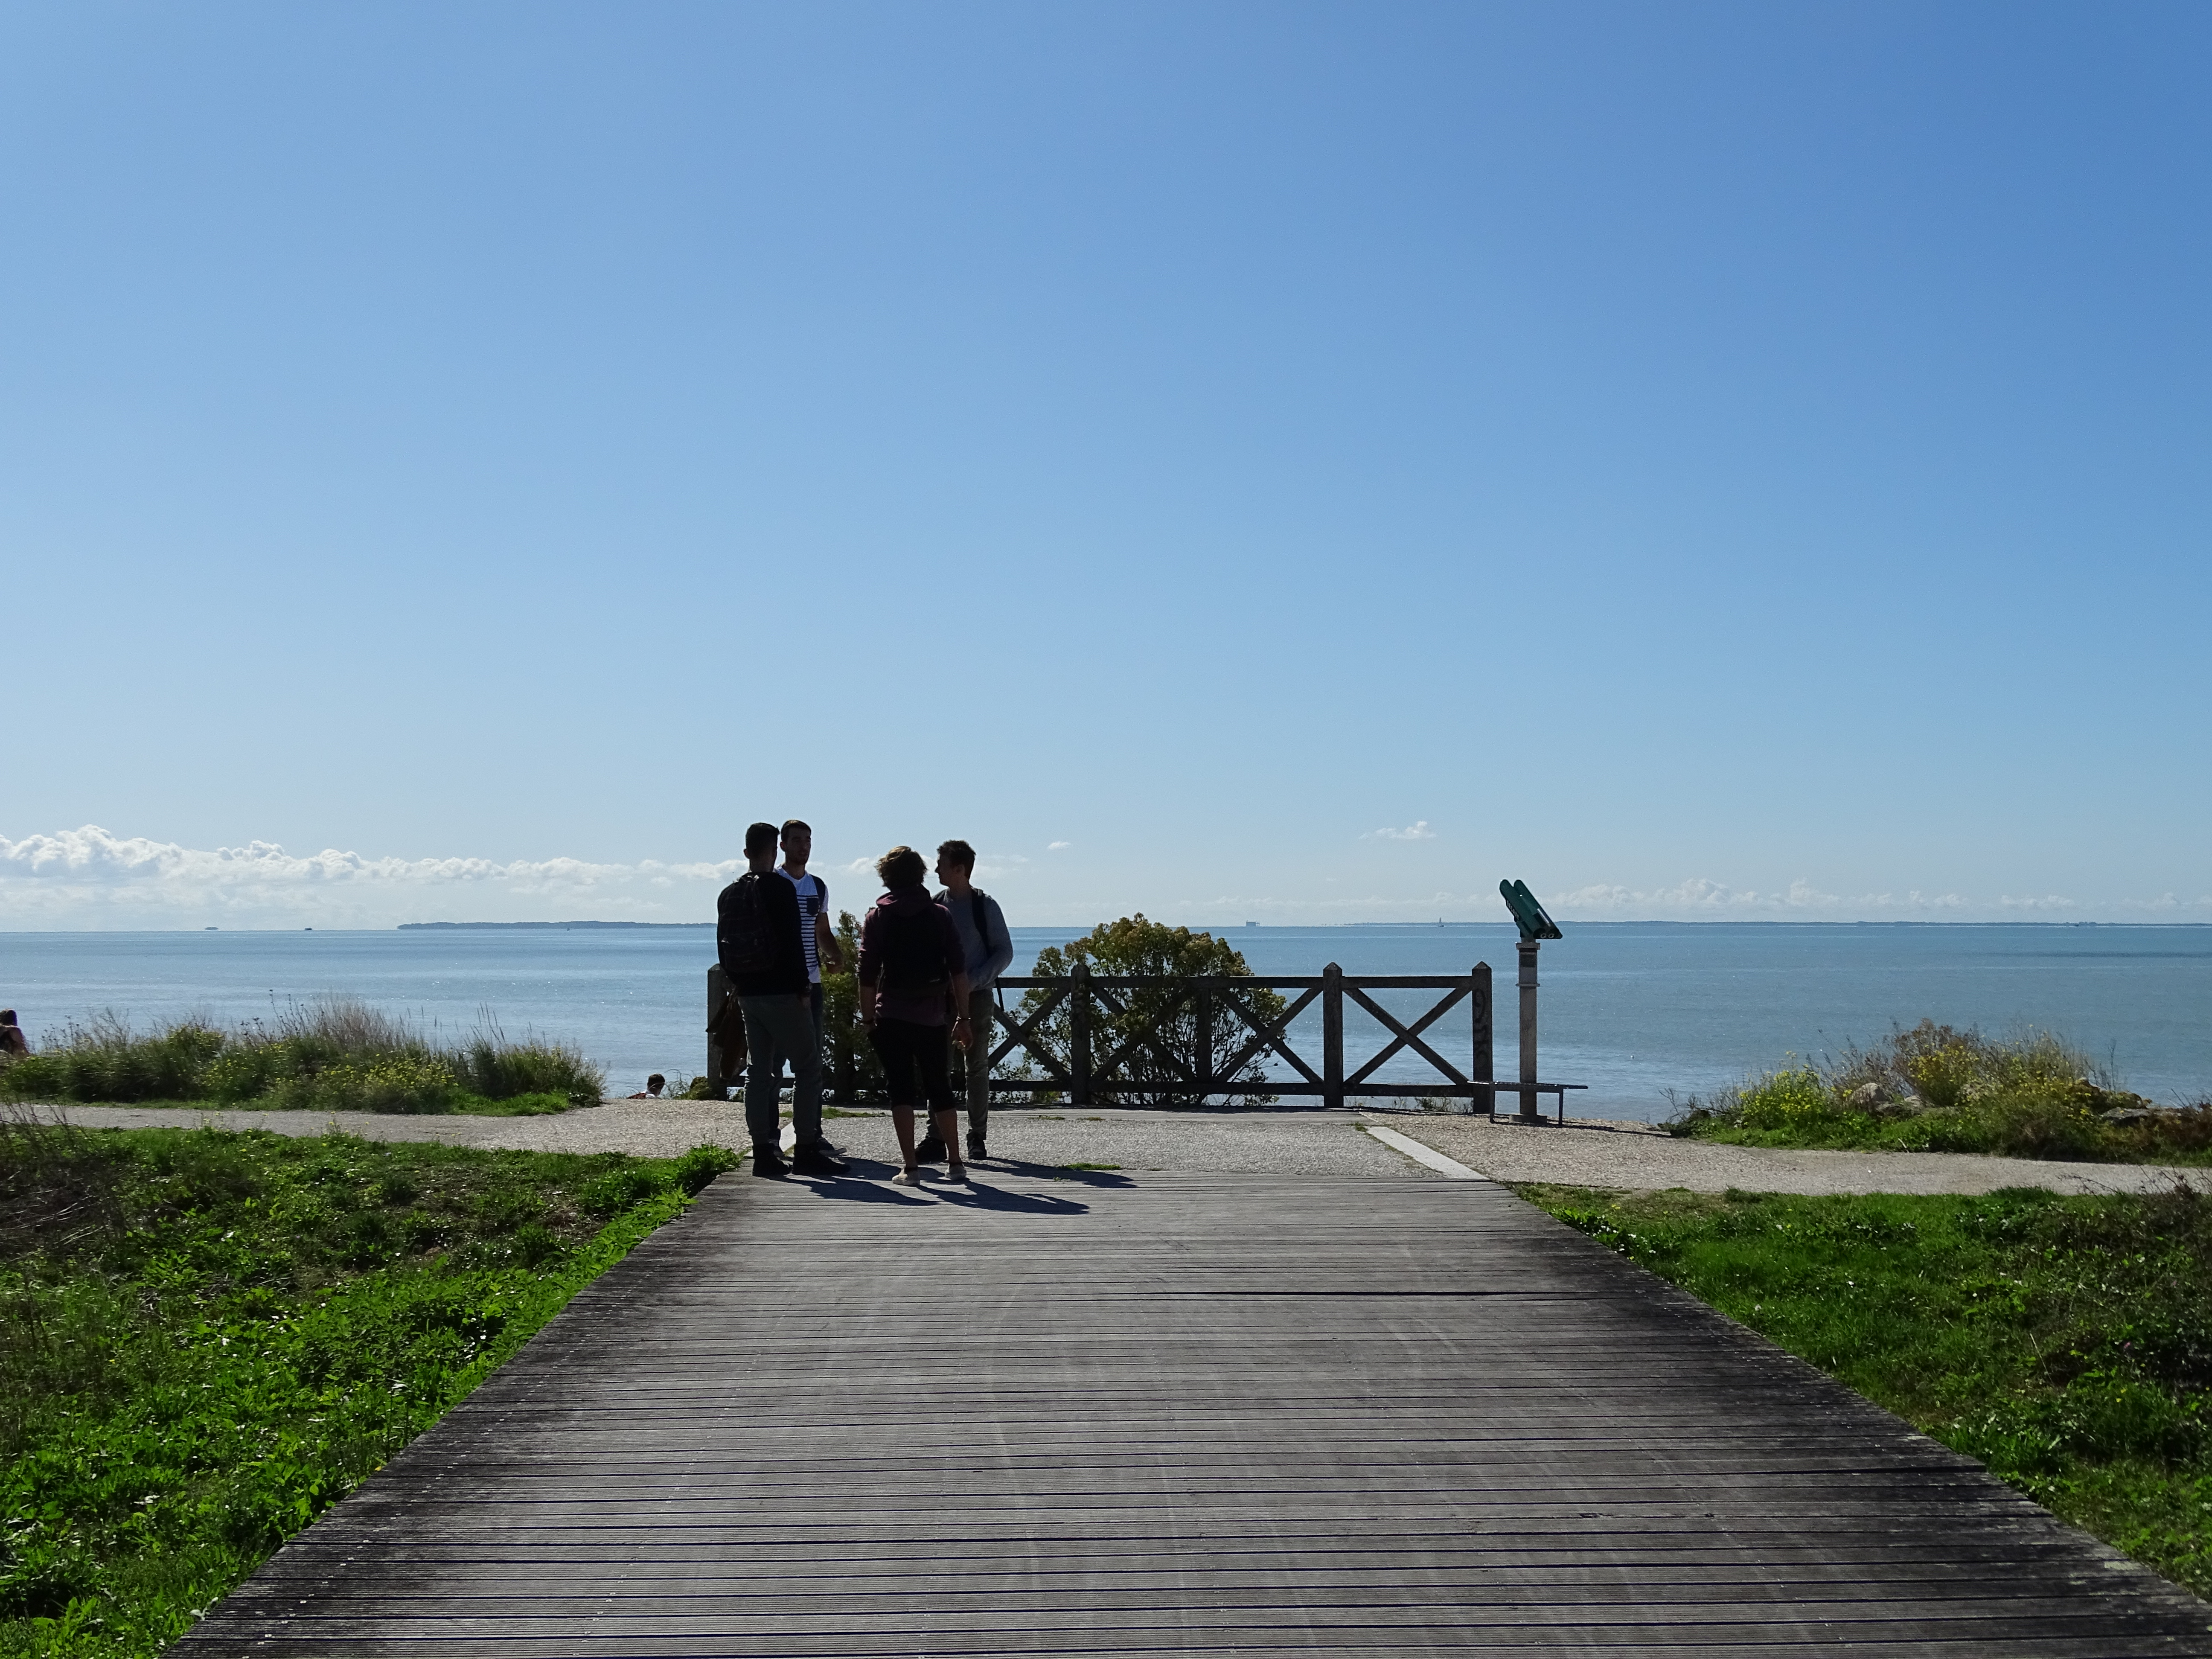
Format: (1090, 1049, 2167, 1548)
(777, 818, 844, 1041)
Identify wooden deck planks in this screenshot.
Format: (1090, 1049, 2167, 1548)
(170, 1173, 2212, 1656)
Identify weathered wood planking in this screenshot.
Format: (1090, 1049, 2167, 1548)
(171, 1173, 2212, 1656)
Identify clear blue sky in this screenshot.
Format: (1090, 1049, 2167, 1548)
(5, 2, 2207, 928)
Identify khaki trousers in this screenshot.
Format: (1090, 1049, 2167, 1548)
(945, 985, 995, 1138)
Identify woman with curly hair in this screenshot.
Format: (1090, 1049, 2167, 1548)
(856, 846, 974, 1185)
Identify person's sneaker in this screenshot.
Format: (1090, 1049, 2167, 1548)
(751, 1150, 791, 1179)
(891, 1167, 923, 1187)
(966, 1135, 988, 1162)
(790, 1143, 848, 1177)
(945, 1162, 971, 1185)
(912, 1133, 948, 1163)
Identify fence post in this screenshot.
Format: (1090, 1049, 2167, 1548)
(1471, 961, 1492, 1116)
(1322, 961, 1345, 1111)
(705, 966, 730, 1099)
(1195, 983, 1214, 1106)
(1071, 960, 1092, 1107)
(1517, 940, 1541, 1122)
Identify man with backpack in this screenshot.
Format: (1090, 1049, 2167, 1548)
(718, 822, 844, 1178)
(920, 840, 1014, 1164)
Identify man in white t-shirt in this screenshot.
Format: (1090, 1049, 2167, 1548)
(777, 817, 845, 1060)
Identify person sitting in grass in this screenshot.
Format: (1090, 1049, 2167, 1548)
(0, 1010, 26, 1060)
(857, 847, 973, 1186)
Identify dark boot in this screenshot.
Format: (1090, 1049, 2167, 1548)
(791, 1142, 848, 1176)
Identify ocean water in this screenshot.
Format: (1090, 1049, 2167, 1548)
(2, 924, 2207, 1120)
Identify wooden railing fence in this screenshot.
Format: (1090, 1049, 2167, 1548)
(710, 960, 1584, 1118)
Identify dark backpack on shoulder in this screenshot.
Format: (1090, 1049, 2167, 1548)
(716, 874, 778, 977)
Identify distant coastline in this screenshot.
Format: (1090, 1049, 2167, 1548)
(384, 919, 2212, 932)
(398, 920, 713, 930)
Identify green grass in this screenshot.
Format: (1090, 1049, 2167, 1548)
(0, 1115, 739, 1657)
(1519, 1181, 2212, 1598)
(0, 1001, 606, 1115)
(1668, 1020, 2212, 1164)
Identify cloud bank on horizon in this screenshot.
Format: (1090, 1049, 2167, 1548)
(4, 827, 2206, 930)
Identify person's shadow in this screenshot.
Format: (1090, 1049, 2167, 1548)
(787, 1156, 934, 1205)
(992, 1157, 1136, 1189)
(931, 1179, 1089, 1215)
(787, 1156, 1103, 1214)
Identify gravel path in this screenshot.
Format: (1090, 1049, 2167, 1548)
(22, 1101, 2203, 1194)
(1390, 1112, 2206, 1196)
(20, 1102, 1418, 1178)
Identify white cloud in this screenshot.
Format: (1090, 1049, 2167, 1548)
(1363, 821, 1435, 841)
(1998, 893, 2079, 911)
(1047, 841, 1071, 851)
(0, 826, 743, 929)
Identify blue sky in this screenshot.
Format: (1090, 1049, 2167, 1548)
(4, 2, 2207, 928)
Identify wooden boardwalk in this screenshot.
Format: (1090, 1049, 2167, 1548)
(174, 1169, 2212, 1656)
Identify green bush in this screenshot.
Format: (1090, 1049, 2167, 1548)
(0, 1017, 222, 1105)
(452, 1028, 605, 1109)
(1668, 1019, 2212, 1164)
(0, 1000, 608, 1116)
(1729, 1065, 1834, 1131)
(822, 909, 886, 1102)
(1022, 915, 1287, 1108)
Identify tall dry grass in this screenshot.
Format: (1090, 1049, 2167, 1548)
(0, 999, 605, 1114)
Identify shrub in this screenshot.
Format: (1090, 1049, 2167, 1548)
(0, 1015, 223, 1104)
(1669, 1019, 2208, 1164)
(822, 909, 886, 1103)
(1021, 916, 1286, 1108)
(453, 1029, 606, 1108)
(1729, 1065, 1834, 1131)
(0, 998, 607, 1115)
(674, 1143, 742, 1194)
(273, 1053, 462, 1115)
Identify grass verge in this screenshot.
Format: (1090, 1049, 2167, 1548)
(0, 1114, 738, 1657)
(0, 1000, 606, 1115)
(1519, 1180, 2212, 1599)
(1667, 1020, 2212, 1164)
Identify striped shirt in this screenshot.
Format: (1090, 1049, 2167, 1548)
(780, 870, 826, 984)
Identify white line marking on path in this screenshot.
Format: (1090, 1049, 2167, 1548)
(1361, 1123, 1488, 1181)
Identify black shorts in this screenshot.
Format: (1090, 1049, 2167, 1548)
(870, 1017, 956, 1112)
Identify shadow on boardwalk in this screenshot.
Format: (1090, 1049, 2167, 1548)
(172, 1169, 2212, 1656)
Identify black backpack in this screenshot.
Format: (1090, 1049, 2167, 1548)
(716, 874, 778, 977)
(881, 902, 950, 992)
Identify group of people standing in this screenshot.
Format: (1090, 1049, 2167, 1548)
(716, 821, 1012, 1186)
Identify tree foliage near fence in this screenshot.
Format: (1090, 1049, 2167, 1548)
(1021, 916, 1286, 1108)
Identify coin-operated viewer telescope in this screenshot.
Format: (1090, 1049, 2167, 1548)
(1497, 879, 1582, 1123)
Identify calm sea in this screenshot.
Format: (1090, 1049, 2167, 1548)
(2, 924, 2207, 1119)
